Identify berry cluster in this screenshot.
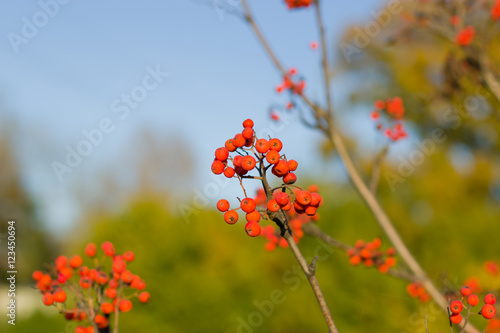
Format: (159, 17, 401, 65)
(370, 97, 408, 142)
(257, 185, 321, 251)
(213, 119, 323, 238)
(406, 282, 431, 302)
(32, 241, 150, 333)
(346, 238, 397, 274)
(276, 68, 306, 95)
(448, 287, 497, 325)
(284, 0, 312, 9)
(456, 26, 475, 46)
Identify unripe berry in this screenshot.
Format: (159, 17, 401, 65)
(485, 293, 496, 305)
(224, 210, 238, 224)
(245, 221, 261, 237)
(217, 199, 230, 212)
(481, 304, 496, 319)
(450, 300, 463, 314)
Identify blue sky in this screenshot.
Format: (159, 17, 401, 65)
(0, 0, 391, 234)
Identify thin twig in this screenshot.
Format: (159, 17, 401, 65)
(369, 145, 389, 194)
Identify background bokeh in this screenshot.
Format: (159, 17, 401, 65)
(0, 0, 499, 332)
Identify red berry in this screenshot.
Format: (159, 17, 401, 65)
(467, 294, 479, 307)
(275, 192, 289, 206)
(242, 119, 254, 128)
(42, 293, 54, 306)
(211, 160, 225, 175)
(232, 155, 243, 167)
(283, 172, 297, 184)
(245, 222, 261, 237)
(224, 210, 238, 224)
(101, 302, 114, 314)
(241, 155, 256, 171)
(217, 199, 230, 212)
(85, 243, 97, 257)
(102, 241, 115, 257)
(450, 300, 463, 314)
(255, 139, 270, 153)
(481, 304, 496, 319)
(485, 293, 496, 305)
(272, 160, 289, 177)
(240, 198, 256, 213)
(224, 167, 235, 178)
(139, 291, 150, 303)
(296, 190, 312, 206)
(460, 286, 472, 297)
(450, 313, 462, 324)
(106, 288, 117, 299)
(233, 134, 246, 148)
(123, 251, 135, 262)
(32, 270, 43, 281)
(310, 192, 322, 207)
(269, 138, 283, 152)
(215, 147, 229, 161)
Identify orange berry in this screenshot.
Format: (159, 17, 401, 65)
(450, 300, 463, 314)
(42, 293, 54, 306)
(283, 172, 297, 184)
(75, 327, 87, 333)
(482, 304, 496, 319)
(109, 279, 119, 289)
(265, 150, 280, 164)
(32, 270, 43, 281)
(245, 221, 261, 237)
(119, 299, 133, 312)
(246, 210, 261, 222)
(79, 277, 91, 289)
(112, 260, 126, 274)
(272, 160, 289, 177)
(217, 199, 230, 212)
(224, 210, 239, 224)
(310, 192, 322, 207)
(215, 147, 229, 161)
(242, 119, 254, 128)
(275, 192, 289, 206)
(95, 314, 108, 329)
(304, 205, 316, 216)
(123, 251, 135, 262)
(450, 313, 463, 324)
(360, 249, 371, 259)
(84, 243, 97, 257)
(139, 291, 151, 303)
(232, 134, 246, 148)
(225, 139, 236, 152)
(387, 247, 396, 256)
(232, 155, 243, 167)
(40, 274, 52, 286)
(53, 290, 67, 303)
(121, 270, 133, 284)
(240, 198, 256, 213)
(255, 139, 270, 154)
(349, 255, 361, 265)
(101, 302, 114, 314)
(69, 255, 83, 269)
(55, 256, 68, 270)
(224, 167, 235, 178)
(211, 160, 225, 175)
(242, 127, 254, 139)
(372, 238, 382, 249)
(385, 257, 396, 267)
(269, 138, 283, 152)
(241, 155, 256, 171)
(288, 159, 298, 171)
(296, 190, 312, 206)
(267, 199, 280, 212)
